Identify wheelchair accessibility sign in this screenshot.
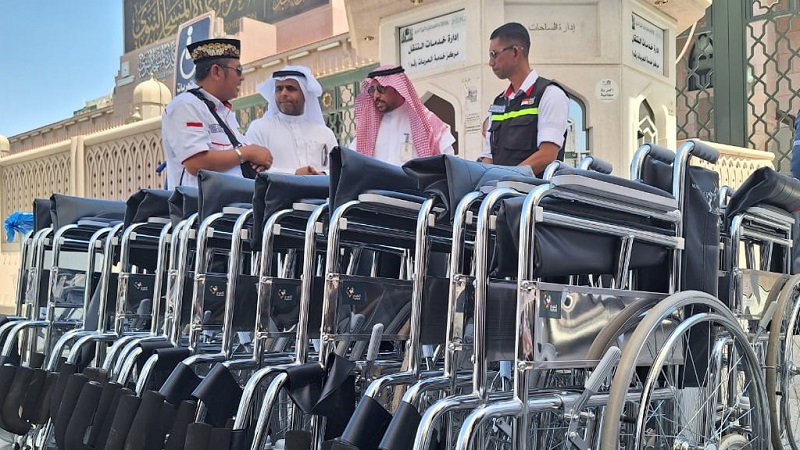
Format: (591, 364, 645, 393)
(539, 290, 562, 319)
(174, 13, 214, 95)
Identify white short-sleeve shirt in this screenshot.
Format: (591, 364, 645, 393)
(162, 85, 246, 188)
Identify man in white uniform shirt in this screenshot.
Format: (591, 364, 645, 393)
(351, 65, 455, 165)
(161, 38, 273, 188)
(246, 65, 338, 174)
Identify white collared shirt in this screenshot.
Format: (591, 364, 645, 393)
(162, 84, 246, 188)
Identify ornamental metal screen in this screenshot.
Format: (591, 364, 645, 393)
(233, 66, 374, 148)
(321, 80, 360, 147)
(677, 0, 800, 175)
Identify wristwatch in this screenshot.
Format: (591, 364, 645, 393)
(234, 147, 245, 164)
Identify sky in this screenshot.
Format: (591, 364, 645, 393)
(0, 1, 124, 138)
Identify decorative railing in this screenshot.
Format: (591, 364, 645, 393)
(682, 139, 775, 189)
(0, 117, 164, 309)
(84, 119, 164, 199)
(0, 117, 163, 225)
(1, 141, 71, 226)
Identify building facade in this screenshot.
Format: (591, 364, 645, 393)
(0, 0, 786, 310)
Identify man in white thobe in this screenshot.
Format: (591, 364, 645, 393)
(351, 65, 455, 166)
(246, 65, 338, 175)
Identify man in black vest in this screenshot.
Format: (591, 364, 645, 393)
(480, 23, 570, 176)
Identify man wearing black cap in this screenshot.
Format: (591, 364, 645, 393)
(162, 38, 273, 188)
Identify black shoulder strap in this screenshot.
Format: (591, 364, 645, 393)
(530, 76, 566, 108)
(187, 88, 241, 148)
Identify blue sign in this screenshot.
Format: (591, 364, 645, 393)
(174, 14, 213, 95)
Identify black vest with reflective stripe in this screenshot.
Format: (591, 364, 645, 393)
(489, 76, 566, 168)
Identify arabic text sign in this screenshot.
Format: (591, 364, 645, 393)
(399, 10, 466, 74)
(123, 0, 327, 52)
(630, 13, 664, 75)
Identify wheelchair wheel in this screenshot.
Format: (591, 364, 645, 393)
(766, 275, 800, 450)
(600, 291, 770, 450)
(580, 296, 661, 448)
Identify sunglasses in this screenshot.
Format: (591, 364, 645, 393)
(366, 84, 388, 96)
(488, 45, 518, 60)
(217, 64, 243, 76)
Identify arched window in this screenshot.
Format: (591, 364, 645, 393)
(638, 100, 658, 145)
(688, 33, 714, 91)
(566, 95, 589, 165)
(424, 95, 458, 154)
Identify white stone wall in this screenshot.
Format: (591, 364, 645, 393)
(377, 0, 679, 173)
(0, 251, 19, 314)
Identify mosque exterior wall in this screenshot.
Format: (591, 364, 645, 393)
(370, 0, 678, 171)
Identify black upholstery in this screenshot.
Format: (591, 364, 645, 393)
(197, 170, 255, 222)
(403, 154, 533, 221)
(329, 147, 419, 212)
(124, 188, 173, 228)
(251, 172, 329, 249)
(50, 194, 126, 229)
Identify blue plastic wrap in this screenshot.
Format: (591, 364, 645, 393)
(4, 211, 34, 242)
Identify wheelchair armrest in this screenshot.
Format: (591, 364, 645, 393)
(357, 190, 428, 211)
(550, 171, 678, 212)
(76, 217, 123, 227)
(180, 352, 227, 368)
(292, 198, 327, 212)
(744, 205, 795, 227)
(222, 205, 252, 216)
(495, 175, 547, 194)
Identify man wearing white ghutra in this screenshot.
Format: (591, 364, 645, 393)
(246, 65, 338, 175)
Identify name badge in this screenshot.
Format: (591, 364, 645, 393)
(488, 104, 506, 114)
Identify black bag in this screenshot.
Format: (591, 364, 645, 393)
(724, 166, 800, 227)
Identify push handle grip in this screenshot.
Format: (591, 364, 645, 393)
(684, 140, 719, 164)
(646, 144, 676, 164)
(579, 156, 613, 174)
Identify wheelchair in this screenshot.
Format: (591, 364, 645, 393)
(3, 142, 788, 450)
